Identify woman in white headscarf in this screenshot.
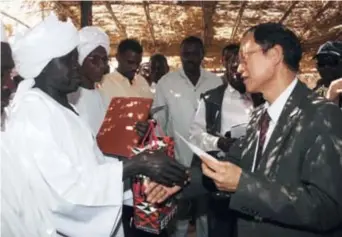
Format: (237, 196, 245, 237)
(6, 14, 188, 237)
(68, 26, 110, 135)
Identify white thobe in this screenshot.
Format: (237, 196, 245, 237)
(152, 68, 222, 167)
(1, 133, 56, 237)
(68, 87, 107, 135)
(5, 88, 125, 237)
(189, 84, 253, 151)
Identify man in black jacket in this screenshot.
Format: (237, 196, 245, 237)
(201, 22, 342, 237)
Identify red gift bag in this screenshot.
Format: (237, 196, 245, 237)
(131, 121, 177, 234)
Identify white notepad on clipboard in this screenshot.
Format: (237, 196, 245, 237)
(175, 131, 218, 163)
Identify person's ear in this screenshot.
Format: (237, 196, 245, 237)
(267, 45, 283, 67)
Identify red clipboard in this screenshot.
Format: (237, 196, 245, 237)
(96, 97, 153, 158)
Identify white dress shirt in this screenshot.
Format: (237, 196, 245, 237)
(251, 79, 298, 173)
(152, 68, 222, 167)
(190, 84, 253, 151)
(263, 78, 298, 150)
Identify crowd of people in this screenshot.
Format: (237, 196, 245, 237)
(1, 12, 342, 237)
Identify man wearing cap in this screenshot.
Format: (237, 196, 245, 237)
(5, 14, 188, 237)
(68, 26, 110, 135)
(313, 41, 342, 107)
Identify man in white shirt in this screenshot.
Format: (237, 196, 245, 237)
(152, 36, 222, 237)
(149, 53, 169, 93)
(200, 22, 342, 237)
(68, 26, 110, 135)
(98, 39, 153, 108)
(190, 44, 254, 153)
(6, 14, 188, 237)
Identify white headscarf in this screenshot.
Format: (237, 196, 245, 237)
(1, 21, 8, 42)
(9, 13, 79, 106)
(12, 13, 79, 80)
(78, 26, 110, 65)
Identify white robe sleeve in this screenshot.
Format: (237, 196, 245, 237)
(189, 98, 219, 151)
(1, 137, 57, 237)
(6, 94, 124, 237)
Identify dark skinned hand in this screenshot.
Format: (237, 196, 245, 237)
(135, 121, 152, 138)
(134, 149, 189, 187)
(217, 137, 237, 152)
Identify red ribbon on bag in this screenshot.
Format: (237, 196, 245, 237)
(139, 120, 174, 158)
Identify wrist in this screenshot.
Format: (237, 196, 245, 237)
(122, 159, 141, 180)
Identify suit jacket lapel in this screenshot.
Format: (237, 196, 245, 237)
(258, 81, 308, 175)
(240, 105, 265, 170)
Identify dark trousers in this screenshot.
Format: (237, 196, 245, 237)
(207, 198, 236, 237)
(122, 205, 169, 237)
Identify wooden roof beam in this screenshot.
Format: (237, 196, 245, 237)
(230, 1, 247, 40)
(300, 1, 333, 40)
(54, 1, 79, 26)
(0, 11, 30, 28)
(279, 1, 299, 24)
(202, 1, 217, 47)
(143, 1, 156, 47)
(105, 2, 127, 38)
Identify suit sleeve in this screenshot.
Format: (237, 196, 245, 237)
(229, 104, 342, 232)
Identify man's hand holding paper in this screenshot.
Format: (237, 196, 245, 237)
(200, 155, 242, 192)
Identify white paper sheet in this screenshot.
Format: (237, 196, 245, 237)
(175, 131, 218, 163)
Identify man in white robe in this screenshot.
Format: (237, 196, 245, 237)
(68, 26, 109, 135)
(1, 134, 57, 237)
(5, 14, 188, 237)
(1, 21, 57, 237)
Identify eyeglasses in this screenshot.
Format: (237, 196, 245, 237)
(238, 48, 263, 65)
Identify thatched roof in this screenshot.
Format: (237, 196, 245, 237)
(1, 0, 342, 73)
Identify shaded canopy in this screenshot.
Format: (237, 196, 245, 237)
(1, 0, 342, 73)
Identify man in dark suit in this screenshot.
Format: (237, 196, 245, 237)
(200, 22, 342, 237)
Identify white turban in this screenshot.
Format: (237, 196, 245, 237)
(77, 26, 110, 65)
(12, 13, 79, 80)
(1, 21, 8, 42)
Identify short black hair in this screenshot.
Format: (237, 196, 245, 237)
(117, 39, 143, 54)
(244, 22, 302, 72)
(180, 36, 205, 52)
(150, 53, 167, 64)
(222, 44, 240, 57)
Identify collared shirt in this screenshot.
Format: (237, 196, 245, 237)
(263, 78, 298, 151)
(152, 67, 222, 167)
(98, 70, 153, 108)
(190, 84, 253, 151)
